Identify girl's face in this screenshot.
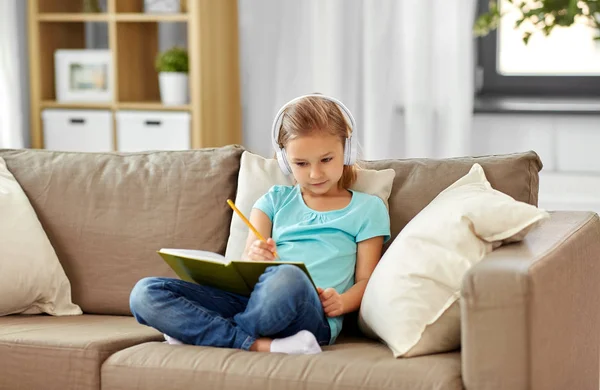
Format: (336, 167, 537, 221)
(285, 132, 345, 196)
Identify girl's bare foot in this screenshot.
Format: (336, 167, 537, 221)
(249, 337, 272, 352)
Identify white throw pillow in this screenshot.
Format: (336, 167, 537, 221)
(0, 157, 82, 316)
(358, 163, 549, 358)
(225, 151, 396, 260)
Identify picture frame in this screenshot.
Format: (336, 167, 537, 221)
(54, 49, 113, 103)
(144, 0, 186, 14)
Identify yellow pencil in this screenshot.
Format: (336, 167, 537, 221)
(226, 199, 280, 260)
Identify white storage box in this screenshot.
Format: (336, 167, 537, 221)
(42, 109, 113, 152)
(116, 110, 190, 152)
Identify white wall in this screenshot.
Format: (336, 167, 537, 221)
(472, 114, 600, 214)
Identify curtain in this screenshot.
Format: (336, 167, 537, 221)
(238, 0, 476, 160)
(0, 0, 26, 149)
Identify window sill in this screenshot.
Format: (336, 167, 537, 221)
(474, 95, 600, 115)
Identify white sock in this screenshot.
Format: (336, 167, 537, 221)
(163, 333, 184, 345)
(270, 330, 322, 354)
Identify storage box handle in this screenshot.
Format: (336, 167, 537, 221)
(145, 120, 162, 126)
(69, 118, 86, 124)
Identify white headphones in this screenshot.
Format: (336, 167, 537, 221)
(270, 94, 358, 175)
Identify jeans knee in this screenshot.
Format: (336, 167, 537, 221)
(129, 277, 162, 319)
(262, 265, 311, 300)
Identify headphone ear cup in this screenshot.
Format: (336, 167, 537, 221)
(276, 148, 292, 175)
(344, 138, 353, 165)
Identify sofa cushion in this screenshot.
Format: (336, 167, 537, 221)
(101, 336, 462, 390)
(0, 146, 244, 315)
(362, 151, 542, 246)
(0, 157, 81, 316)
(0, 314, 162, 390)
(358, 164, 549, 358)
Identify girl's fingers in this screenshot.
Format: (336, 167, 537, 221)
(254, 241, 276, 260)
(259, 247, 273, 259)
(255, 241, 273, 251)
(322, 299, 338, 309)
(250, 246, 274, 260)
(253, 242, 266, 250)
(266, 238, 277, 252)
(320, 288, 334, 299)
(251, 244, 267, 254)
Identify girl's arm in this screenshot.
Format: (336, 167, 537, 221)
(241, 208, 274, 261)
(319, 236, 384, 317)
(340, 236, 384, 313)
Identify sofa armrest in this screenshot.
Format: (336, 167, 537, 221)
(461, 211, 600, 390)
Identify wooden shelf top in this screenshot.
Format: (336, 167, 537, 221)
(37, 13, 110, 22)
(41, 101, 191, 111)
(115, 13, 189, 22)
(37, 13, 188, 23)
(41, 101, 113, 110)
(118, 102, 191, 111)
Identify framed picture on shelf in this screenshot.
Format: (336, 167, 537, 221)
(54, 49, 113, 103)
(144, 0, 186, 13)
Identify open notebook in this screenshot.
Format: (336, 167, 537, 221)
(158, 248, 316, 296)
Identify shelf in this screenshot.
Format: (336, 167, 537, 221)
(117, 102, 191, 111)
(41, 101, 113, 110)
(29, 0, 241, 150)
(115, 14, 188, 22)
(38, 13, 109, 22)
(40, 101, 191, 112)
(37, 13, 188, 23)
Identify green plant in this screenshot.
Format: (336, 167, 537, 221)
(474, 0, 600, 44)
(83, 0, 101, 13)
(155, 47, 189, 73)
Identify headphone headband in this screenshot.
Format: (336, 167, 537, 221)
(270, 94, 358, 175)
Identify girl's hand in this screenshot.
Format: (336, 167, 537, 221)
(247, 238, 277, 261)
(317, 287, 344, 317)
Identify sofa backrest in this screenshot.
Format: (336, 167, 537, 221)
(341, 150, 542, 337)
(363, 151, 542, 249)
(0, 147, 541, 317)
(0, 146, 244, 315)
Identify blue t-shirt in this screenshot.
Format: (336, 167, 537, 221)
(253, 184, 391, 344)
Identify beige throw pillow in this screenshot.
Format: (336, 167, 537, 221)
(225, 151, 395, 260)
(358, 163, 549, 357)
(0, 157, 82, 316)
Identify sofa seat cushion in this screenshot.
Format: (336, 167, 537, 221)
(0, 314, 162, 390)
(101, 336, 462, 390)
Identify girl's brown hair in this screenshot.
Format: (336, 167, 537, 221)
(277, 96, 359, 189)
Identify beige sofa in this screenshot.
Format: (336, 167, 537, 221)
(0, 146, 598, 390)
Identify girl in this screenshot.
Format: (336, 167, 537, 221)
(129, 94, 390, 354)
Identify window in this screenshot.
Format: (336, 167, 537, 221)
(478, 0, 600, 96)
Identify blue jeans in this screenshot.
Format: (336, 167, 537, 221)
(129, 264, 331, 350)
